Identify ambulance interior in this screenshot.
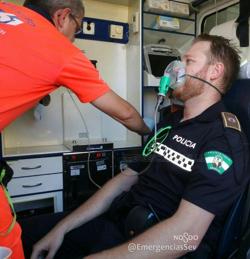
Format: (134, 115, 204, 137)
(1, 0, 250, 258)
(3, 0, 249, 154)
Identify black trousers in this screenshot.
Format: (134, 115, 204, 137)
(20, 212, 214, 259)
(19, 212, 127, 259)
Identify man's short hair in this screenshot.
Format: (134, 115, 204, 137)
(24, 0, 85, 18)
(193, 34, 241, 92)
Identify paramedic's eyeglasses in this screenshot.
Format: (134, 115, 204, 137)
(69, 13, 83, 35)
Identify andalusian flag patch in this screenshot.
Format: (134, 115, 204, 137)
(204, 151, 233, 175)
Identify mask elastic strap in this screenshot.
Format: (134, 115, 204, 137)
(185, 74, 224, 96)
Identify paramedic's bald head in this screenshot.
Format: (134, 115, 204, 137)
(24, 0, 85, 42)
(24, 0, 85, 18)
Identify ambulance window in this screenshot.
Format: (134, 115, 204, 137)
(201, 3, 239, 33)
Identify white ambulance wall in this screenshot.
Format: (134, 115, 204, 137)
(84, 0, 128, 22)
(71, 1, 129, 143)
(70, 39, 128, 142)
(72, 0, 141, 147)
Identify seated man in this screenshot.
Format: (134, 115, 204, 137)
(20, 34, 249, 259)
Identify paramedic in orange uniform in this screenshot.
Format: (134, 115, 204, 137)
(0, 1, 150, 258)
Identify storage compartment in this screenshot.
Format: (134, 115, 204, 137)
(12, 191, 63, 218)
(7, 156, 62, 177)
(14, 197, 54, 218)
(8, 173, 63, 196)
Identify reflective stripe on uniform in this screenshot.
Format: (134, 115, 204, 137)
(153, 142, 195, 172)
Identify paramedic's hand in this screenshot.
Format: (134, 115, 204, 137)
(31, 227, 65, 259)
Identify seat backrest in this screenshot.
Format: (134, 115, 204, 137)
(223, 79, 250, 141)
(215, 79, 250, 259)
(215, 189, 248, 259)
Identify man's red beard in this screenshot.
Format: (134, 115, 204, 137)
(172, 69, 208, 102)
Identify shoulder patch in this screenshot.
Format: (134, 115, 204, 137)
(221, 112, 241, 132)
(204, 151, 233, 174)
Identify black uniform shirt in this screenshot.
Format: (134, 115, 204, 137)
(116, 101, 249, 249)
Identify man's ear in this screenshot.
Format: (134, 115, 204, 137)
(52, 8, 71, 31)
(210, 62, 224, 81)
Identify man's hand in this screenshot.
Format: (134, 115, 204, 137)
(31, 227, 65, 259)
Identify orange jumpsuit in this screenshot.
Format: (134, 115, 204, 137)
(0, 2, 110, 131)
(0, 187, 25, 259)
(0, 1, 110, 257)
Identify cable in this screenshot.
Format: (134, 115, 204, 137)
(121, 126, 172, 178)
(67, 90, 90, 145)
(142, 97, 172, 157)
(154, 97, 162, 142)
(87, 152, 102, 189)
(67, 90, 102, 189)
(120, 155, 154, 177)
(148, 203, 161, 222)
(185, 74, 224, 96)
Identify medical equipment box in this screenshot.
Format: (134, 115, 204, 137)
(153, 16, 180, 31)
(145, 0, 190, 17)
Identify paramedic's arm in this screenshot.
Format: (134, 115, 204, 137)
(31, 168, 138, 259)
(91, 90, 151, 135)
(86, 199, 214, 259)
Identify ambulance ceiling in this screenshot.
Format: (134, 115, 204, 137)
(99, 0, 228, 8)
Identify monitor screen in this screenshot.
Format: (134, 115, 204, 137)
(149, 54, 178, 77)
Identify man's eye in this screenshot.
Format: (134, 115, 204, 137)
(186, 59, 193, 64)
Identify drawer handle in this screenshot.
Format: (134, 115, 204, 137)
(22, 183, 42, 188)
(21, 165, 42, 170)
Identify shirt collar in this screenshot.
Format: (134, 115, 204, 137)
(173, 101, 227, 127)
(194, 101, 227, 122)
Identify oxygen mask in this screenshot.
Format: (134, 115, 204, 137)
(158, 60, 186, 100)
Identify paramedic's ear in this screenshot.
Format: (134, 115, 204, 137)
(209, 62, 224, 81)
(52, 8, 71, 32)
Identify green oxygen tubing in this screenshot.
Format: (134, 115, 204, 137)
(142, 72, 172, 157)
(142, 60, 185, 157)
